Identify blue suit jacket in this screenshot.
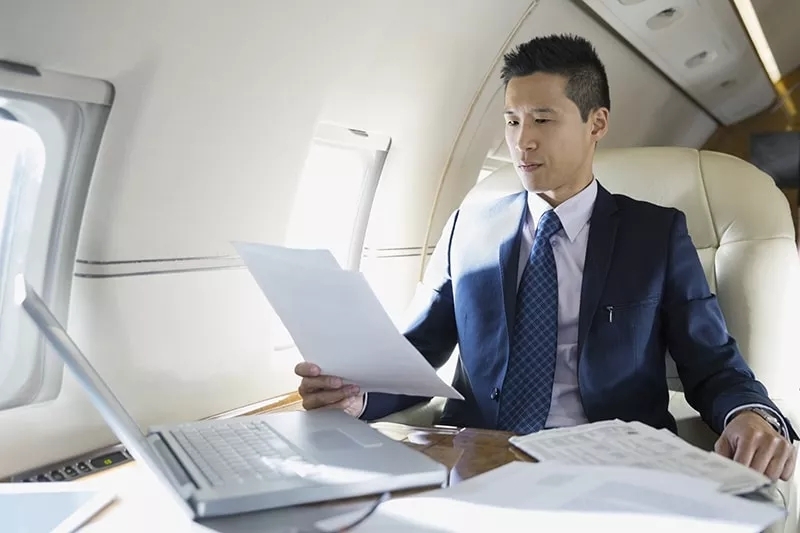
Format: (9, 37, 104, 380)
(361, 184, 796, 438)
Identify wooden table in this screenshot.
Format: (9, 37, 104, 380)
(74, 415, 789, 533)
(78, 420, 532, 531)
(371, 421, 533, 484)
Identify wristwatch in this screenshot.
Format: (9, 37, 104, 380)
(744, 407, 783, 434)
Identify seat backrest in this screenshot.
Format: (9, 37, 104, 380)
(464, 147, 800, 399)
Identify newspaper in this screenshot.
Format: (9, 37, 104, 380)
(508, 419, 772, 494)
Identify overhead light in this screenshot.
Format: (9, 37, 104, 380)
(646, 7, 683, 30)
(731, 0, 780, 83)
(684, 50, 717, 69)
(731, 0, 794, 117)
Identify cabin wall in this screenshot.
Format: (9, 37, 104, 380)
(703, 65, 800, 241)
(0, 0, 715, 478)
(0, 0, 535, 477)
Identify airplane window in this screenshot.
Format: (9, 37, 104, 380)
(285, 141, 374, 268)
(0, 116, 46, 409)
(477, 168, 494, 182)
(0, 84, 111, 410)
(275, 125, 390, 352)
(475, 157, 507, 183)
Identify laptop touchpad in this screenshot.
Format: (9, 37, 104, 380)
(310, 428, 382, 450)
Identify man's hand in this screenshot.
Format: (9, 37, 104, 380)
(295, 362, 364, 417)
(715, 410, 797, 481)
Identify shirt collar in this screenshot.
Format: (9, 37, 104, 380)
(526, 178, 598, 243)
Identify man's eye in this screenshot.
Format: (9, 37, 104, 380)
(506, 120, 519, 126)
(534, 119, 550, 124)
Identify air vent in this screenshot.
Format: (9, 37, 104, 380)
(617, 0, 647, 5)
(684, 50, 717, 68)
(646, 7, 683, 30)
(720, 79, 737, 89)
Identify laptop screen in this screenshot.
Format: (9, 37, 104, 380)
(15, 276, 194, 517)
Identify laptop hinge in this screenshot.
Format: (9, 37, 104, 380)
(147, 433, 197, 500)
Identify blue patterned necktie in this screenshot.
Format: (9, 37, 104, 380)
(497, 209, 562, 434)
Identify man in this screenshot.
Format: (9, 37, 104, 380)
(296, 34, 797, 481)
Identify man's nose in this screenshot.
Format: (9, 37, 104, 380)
(515, 123, 538, 153)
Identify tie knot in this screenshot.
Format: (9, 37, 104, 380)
(537, 210, 562, 240)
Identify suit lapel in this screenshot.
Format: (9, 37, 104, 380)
(496, 192, 528, 338)
(577, 184, 619, 357)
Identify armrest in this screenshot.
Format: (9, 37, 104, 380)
(376, 397, 446, 427)
(669, 392, 718, 450)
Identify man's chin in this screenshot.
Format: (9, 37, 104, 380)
(517, 174, 548, 193)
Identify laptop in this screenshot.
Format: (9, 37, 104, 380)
(16, 276, 448, 519)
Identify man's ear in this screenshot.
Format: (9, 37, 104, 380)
(590, 108, 609, 142)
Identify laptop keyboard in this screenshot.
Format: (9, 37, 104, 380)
(171, 419, 313, 487)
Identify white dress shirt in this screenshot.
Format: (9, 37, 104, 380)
(519, 179, 597, 428)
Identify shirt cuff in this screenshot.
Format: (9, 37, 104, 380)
(724, 403, 788, 438)
(356, 392, 368, 419)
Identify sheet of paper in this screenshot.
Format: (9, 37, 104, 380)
(314, 462, 784, 532)
(233, 242, 463, 400)
(0, 483, 116, 533)
(508, 419, 771, 494)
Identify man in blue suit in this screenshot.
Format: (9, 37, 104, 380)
(296, 34, 797, 481)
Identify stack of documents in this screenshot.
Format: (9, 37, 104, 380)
(313, 461, 785, 532)
(233, 242, 463, 400)
(509, 419, 772, 494)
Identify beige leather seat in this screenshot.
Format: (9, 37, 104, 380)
(382, 147, 800, 531)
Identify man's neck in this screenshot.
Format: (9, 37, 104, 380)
(538, 175, 594, 207)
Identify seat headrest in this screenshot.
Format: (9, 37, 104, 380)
(463, 147, 794, 248)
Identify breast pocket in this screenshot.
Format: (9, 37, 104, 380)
(594, 298, 660, 365)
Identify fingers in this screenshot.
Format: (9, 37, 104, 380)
(294, 362, 320, 378)
(301, 385, 360, 410)
(732, 437, 757, 468)
(749, 436, 781, 475)
(780, 445, 797, 481)
(295, 361, 361, 411)
(327, 395, 363, 416)
(714, 437, 733, 458)
(298, 375, 344, 394)
(730, 432, 794, 482)
(761, 438, 793, 482)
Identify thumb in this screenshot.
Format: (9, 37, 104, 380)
(714, 436, 734, 458)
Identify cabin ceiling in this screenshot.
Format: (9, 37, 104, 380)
(580, 0, 781, 125)
(752, 0, 800, 77)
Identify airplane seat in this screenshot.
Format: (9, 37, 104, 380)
(381, 147, 800, 530)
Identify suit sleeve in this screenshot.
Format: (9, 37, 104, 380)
(359, 210, 460, 421)
(663, 210, 796, 439)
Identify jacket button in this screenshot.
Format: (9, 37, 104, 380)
(490, 388, 500, 401)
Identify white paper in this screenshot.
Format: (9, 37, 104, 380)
(233, 241, 463, 400)
(314, 462, 784, 532)
(509, 419, 772, 494)
(0, 483, 116, 533)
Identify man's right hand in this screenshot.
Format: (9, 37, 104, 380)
(295, 362, 364, 417)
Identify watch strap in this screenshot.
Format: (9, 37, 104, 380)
(746, 407, 782, 434)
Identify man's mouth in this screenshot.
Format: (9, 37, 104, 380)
(518, 163, 542, 172)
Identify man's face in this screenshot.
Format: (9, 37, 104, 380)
(504, 72, 608, 202)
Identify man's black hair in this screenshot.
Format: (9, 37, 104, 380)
(501, 34, 610, 122)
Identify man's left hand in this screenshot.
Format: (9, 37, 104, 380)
(715, 411, 796, 481)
